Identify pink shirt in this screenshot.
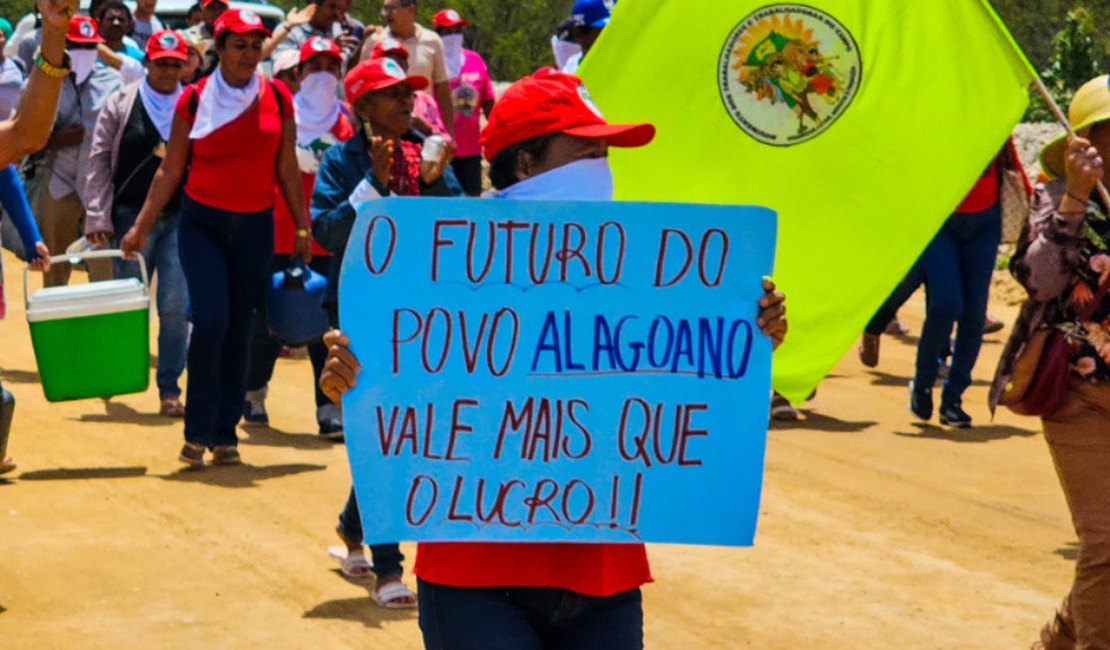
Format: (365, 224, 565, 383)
(450, 50, 495, 158)
(414, 90, 449, 141)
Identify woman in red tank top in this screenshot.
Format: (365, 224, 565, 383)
(121, 9, 312, 468)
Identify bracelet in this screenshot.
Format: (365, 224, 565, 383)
(1066, 190, 1091, 204)
(33, 49, 71, 78)
(296, 229, 311, 238)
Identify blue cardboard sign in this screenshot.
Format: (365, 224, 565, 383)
(340, 198, 776, 546)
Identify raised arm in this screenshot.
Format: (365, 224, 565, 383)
(0, 0, 78, 166)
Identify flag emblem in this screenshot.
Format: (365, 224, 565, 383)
(717, 4, 861, 146)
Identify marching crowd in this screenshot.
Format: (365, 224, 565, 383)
(0, 0, 1108, 646)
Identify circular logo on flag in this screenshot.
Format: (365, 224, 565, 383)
(79, 21, 95, 38)
(158, 33, 179, 49)
(382, 58, 406, 80)
(241, 10, 261, 25)
(718, 4, 861, 146)
(311, 37, 330, 52)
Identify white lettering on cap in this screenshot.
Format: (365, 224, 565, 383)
(382, 58, 406, 80)
(577, 84, 605, 119)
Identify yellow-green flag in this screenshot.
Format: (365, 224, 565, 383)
(579, 1, 1034, 404)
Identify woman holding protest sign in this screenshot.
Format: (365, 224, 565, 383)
(311, 55, 459, 608)
(120, 9, 312, 468)
(318, 69, 788, 648)
(993, 75, 1110, 649)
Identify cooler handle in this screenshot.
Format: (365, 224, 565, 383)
(23, 249, 149, 309)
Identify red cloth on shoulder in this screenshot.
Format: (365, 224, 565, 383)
(175, 76, 293, 213)
(413, 541, 653, 597)
(273, 110, 354, 255)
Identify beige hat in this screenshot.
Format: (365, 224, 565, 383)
(1041, 75, 1110, 179)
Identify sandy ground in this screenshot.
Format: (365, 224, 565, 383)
(0, 248, 1074, 649)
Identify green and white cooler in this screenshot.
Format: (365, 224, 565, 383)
(25, 250, 151, 402)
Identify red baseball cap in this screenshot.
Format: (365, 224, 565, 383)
(213, 9, 271, 39)
(66, 15, 104, 44)
(371, 37, 409, 60)
(299, 36, 343, 66)
(432, 8, 469, 29)
(145, 30, 189, 61)
(344, 57, 429, 104)
(481, 70, 655, 161)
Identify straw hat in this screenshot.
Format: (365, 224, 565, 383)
(1041, 75, 1110, 179)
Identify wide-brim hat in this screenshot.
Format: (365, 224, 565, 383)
(1041, 75, 1110, 179)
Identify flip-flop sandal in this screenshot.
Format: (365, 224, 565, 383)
(0, 457, 16, 475)
(372, 580, 417, 610)
(328, 547, 375, 579)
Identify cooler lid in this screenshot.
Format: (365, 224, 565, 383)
(27, 279, 149, 322)
(28, 278, 145, 305)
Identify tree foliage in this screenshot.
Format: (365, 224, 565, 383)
(1024, 4, 1102, 121)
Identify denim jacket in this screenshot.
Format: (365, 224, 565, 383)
(310, 130, 462, 324)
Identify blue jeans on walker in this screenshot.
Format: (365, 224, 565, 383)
(113, 205, 189, 398)
(417, 579, 644, 650)
(178, 196, 274, 448)
(338, 486, 405, 579)
(914, 203, 1002, 407)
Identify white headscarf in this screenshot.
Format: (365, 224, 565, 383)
(294, 71, 340, 146)
(69, 48, 98, 85)
(138, 79, 183, 141)
(442, 33, 464, 80)
(189, 67, 261, 140)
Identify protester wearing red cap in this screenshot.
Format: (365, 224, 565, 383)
(432, 7, 494, 196)
(181, 0, 229, 77)
(242, 35, 352, 438)
(359, 0, 454, 136)
(318, 70, 788, 648)
(372, 37, 451, 145)
(311, 55, 460, 609)
(82, 30, 190, 417)
(31, 13, 121, 287)
(121, 8, 310, 468)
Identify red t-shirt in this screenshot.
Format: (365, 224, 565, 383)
(175, 77, 293, 213)
(956, 158, 999, 214)
(413, 542, 653, 597)
(273, 110, 355, 256)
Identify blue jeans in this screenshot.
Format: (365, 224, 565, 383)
(915, 204, 1001, 406)
(865, 260, 925, 337)
(245, 254, 331, 409)
(337, 486, 405, 579)
(178, 196, 274, 448)
(417, 579, 644, 650)
(113, 205, 189, 398)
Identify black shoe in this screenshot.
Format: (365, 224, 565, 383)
(909, 381, 933, 421)
(938, 403, 972, 428)
(318, 419, 345, 441)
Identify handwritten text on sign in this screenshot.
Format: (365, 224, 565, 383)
(340, 198, 776, 546)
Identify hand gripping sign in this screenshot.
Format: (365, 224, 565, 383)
(340, 198, 777, 546)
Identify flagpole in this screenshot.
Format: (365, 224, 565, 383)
(1032, 75, 1110, 206)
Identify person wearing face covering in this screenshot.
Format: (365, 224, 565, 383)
(432, 8, 493, 197)
(317, 70, 789, 649)
(121, 9, 312, 468)
(82, 30, 190, 418)
(311, 56, 460, 610)
(242, 37, 350, 437)
(28, 14, 121, 287)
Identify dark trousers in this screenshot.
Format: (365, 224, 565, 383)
(178, 196, 274, 448)
(417, 579, 644, 650)
(451, 155, 483, 197)
(865, 260, 926, 336)
(337, 486, 405, 578)
(915, 204, 1001, 406)
(245, 254, 331, 409)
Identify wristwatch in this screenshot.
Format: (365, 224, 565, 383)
(296, 229, 311, 238)
(33, 49, 72, 78)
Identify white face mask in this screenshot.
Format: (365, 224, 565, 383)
(442, 33, 464, 79)
(69, 48, 97, 85)
(297, 71, 339, 113)
(495, 157, 614, 202)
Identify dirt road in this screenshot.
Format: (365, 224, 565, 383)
(0, 249, 1072, 648)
